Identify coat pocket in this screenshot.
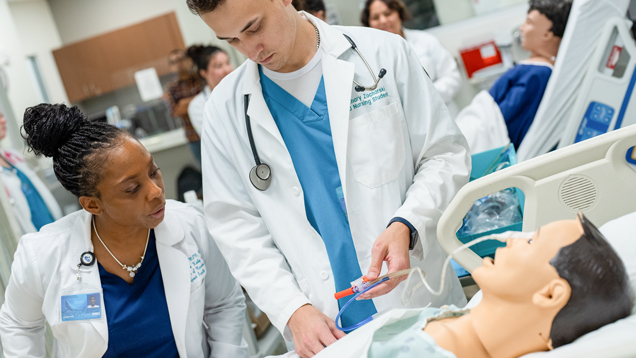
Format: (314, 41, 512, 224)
(348, 102, 406, 188)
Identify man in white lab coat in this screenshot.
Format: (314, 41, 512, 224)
(188, 0, 470, 356)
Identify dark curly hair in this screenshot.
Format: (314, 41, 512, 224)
(361, 0, 410, 27)
(22, 103, 129, 198)
(529, 0, 573, 38)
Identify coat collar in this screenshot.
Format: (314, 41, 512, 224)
(66, 206, 188, 354)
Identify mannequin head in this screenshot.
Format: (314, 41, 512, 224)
(472, 214, 633, 355)
(520, 0, 573, 60)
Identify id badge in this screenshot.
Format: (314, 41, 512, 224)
(60, 281, 103, 322)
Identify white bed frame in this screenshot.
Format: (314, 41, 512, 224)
(438, 124, 636, 272)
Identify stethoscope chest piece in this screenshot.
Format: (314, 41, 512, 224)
(250, 163, 272, 191)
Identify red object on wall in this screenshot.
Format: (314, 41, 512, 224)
(460, 40, 504, 78)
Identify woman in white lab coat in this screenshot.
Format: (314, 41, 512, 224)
(0, 104, 248, 358)
(0, 110, 62, 234)
(187, 45, 234, 136)
(361, 0, 462, 117)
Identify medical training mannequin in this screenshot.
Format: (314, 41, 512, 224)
(0, 110, 62, 233)
(187, 45, 234, 136)
(456, 0, 573, 154)
(318, 214, 634, 358)
(361, 0, 462, 118)
(0, 104, 248, 357)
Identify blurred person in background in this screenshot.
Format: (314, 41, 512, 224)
(166, 49, 204, 163)
(292, 0, 327, 22)
(0, 110, 62, 234)
(361, 0, 462, 118)
(187, 45, 234, 136)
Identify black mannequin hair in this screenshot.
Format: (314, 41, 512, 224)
(529, 0, 573, 38)
(22, 103, 129, 198)
(549, 213, 634, 347)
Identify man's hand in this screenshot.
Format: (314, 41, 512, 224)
(288, 304, 346, 357)
(358, 222, 411, 300)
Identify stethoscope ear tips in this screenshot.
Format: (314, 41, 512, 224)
(379, 68, 387, 78)
(250, 163, 272, 191)
(355, 85, 365, 92)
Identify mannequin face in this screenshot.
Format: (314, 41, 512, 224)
(473, 219, 582, 301)
(0, 112, 6, 141)
(200, 52, 233, 89)
(520, 10, 555, 52)
(368, 1, 402, 35)
(201, 0, 299, 72)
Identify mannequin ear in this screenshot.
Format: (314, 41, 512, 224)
(532, 278, 571, 310)
(79, 196, 103, 216)
(199, 69, 207, 79)
(543, 30, 555, 41)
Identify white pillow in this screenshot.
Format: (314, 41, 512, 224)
(520, 211, 636, 358)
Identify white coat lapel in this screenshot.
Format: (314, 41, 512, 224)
(242, 61, 285, 146)
(67, 211, 109, 347)
(323, 54, 354, 199)
(154, 210, 189, 358)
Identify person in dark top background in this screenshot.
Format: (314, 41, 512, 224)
(165, 48, 204, 163)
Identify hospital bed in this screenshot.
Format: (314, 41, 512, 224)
(516, 0, 631, 161)
(436, 124, 636, 357)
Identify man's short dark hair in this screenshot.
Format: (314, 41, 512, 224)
(529, 0, 573, 38)
(549, 213, 634, 348)
(360, 0, 410, 27)
(186, 0, 227, 15)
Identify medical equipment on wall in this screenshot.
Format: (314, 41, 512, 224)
(245, 34, 387, 191)
(438, 123, 636, 273)
(333, 230, 533, 332)
(517, 0, 630, 162)
(558, 17, 636, 148)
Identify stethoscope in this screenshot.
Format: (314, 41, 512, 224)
(246, 34, 387, 191)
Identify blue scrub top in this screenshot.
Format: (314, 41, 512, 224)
(2, 164, 54, 230)
(99, 230, 179, 357)
(260, 67, 377, 328)
(489, 63, 552, 150)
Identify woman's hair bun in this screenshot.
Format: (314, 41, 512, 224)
(22, 103, 88, 157)
(187, 45, 204, 60)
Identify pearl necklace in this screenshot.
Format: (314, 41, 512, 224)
(92, 216, 150, 278)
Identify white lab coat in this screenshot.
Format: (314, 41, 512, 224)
(0, 200, 249, 358)
(188, 85, 212, 136)
(201, 14, 470, 342)
(403, 28, 462, 118)
(454, 90, 510, 154)
(0, 149, 62, 234)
